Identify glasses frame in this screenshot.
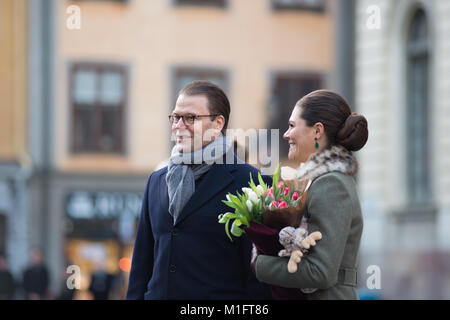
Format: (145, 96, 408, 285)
(168, 113, 220, 126)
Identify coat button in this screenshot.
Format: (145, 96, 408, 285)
(169, 265, 176, 273)
(172, 228, 179, 236)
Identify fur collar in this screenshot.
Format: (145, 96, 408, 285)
(296, 145, 358, 182)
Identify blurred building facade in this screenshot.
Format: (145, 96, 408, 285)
(2, 0, 347, 298)
(0, 0, 30, 287)
(355, 0, 450, 299)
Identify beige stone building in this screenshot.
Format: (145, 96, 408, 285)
(355, 0, 450, 299)
(2, 0, 357, 298)
(56, 0, 336, 173)
(0, 0, 30, 286)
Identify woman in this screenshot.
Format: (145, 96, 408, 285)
(254, 90, 369, 300)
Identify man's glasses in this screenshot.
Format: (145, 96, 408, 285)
(168, 113, 220, 126)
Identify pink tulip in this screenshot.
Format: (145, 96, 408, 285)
(267, 187, 274, 198)
(291, 192, 299, 202)
(269, 201, 278, 210)
(283, 187, 290, 197)
(278, 201, 288, 209)
(277, 182, 284, 190)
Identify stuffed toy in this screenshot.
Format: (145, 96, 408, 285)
(278, 225, 322, 273)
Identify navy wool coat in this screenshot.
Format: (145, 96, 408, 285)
(126, 155, 273, 300)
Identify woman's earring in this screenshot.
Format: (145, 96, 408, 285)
(315, 138, 319, 150)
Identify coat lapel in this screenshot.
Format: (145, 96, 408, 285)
(174, 161, 236, 226)
(158, 169, 173, 225)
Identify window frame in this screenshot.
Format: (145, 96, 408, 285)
(268, 71, 323, 159)
(271, 0, 326, 13)
(69, 62, 128, 155)
(173, 0, 227, 9)
(405, 8, 431, 207)
(171, 66, 229, 106)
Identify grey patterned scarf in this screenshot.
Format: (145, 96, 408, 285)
(166, 135, 233, 223)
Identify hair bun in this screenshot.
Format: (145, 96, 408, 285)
(337, 113, 369, 151)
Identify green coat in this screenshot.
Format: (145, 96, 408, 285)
(255, 172, 363, 300)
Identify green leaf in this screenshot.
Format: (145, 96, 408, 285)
(222, 200, 239, 210)
(228, 193, 246, 214)
(248, 173, 260, 196)
(239, 215, 250, 227)
(218, 212, 237, 224)
(225, 219, 233, 242)
(257, 172, 268, 191)
(249, 173, 256, 188)
(231, 220, 244, 237)
(237, 192, 250, 214)
(272, 164, 280, 190)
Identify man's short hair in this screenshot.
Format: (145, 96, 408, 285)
(179, 80, 230, 134)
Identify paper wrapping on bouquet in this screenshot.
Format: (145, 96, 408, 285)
(243, 221, 283, 256)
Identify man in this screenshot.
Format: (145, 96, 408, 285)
(127, 80, 272, 300)
(89, 261, 115, 300)
(22, 248, 49, 300)
(0, 253, 16, 299)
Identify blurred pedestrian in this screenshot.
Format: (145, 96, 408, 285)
(22, 248, 49, 300)
(88, 261, 114, 300)
(0, 253, 16, 300)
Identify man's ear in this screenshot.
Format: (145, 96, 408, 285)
(215, 115, 226, 132)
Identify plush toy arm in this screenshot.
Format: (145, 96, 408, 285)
(287, 230, 322, 274)
(300, 231, 322, 250)
(287, 250, 303, 273)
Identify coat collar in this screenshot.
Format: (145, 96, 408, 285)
(158, 154, 240, 226)
(296, 145, 358, 182)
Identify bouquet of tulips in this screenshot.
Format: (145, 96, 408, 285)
(218, 165, 318, 300)
(218, 165, 306, 242)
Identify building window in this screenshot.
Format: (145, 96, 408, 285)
(173, 67, 228, 103)
(406, 9, 430, 206)
(269, 73, 322, 159)
(175, 0, 226, 8)
(272, 0, 325, 12)
(70, 63, 127, 154)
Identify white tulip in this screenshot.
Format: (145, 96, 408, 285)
(226, 194, 231, 202)
(241, 187, 252, 195)
(256, 185, 264, 197)
(248, 191, 259, 203)
(246, 200, 253, 212)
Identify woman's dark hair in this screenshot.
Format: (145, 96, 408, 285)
(180, 80, 230, 134)
(296, 90, 368, 152)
